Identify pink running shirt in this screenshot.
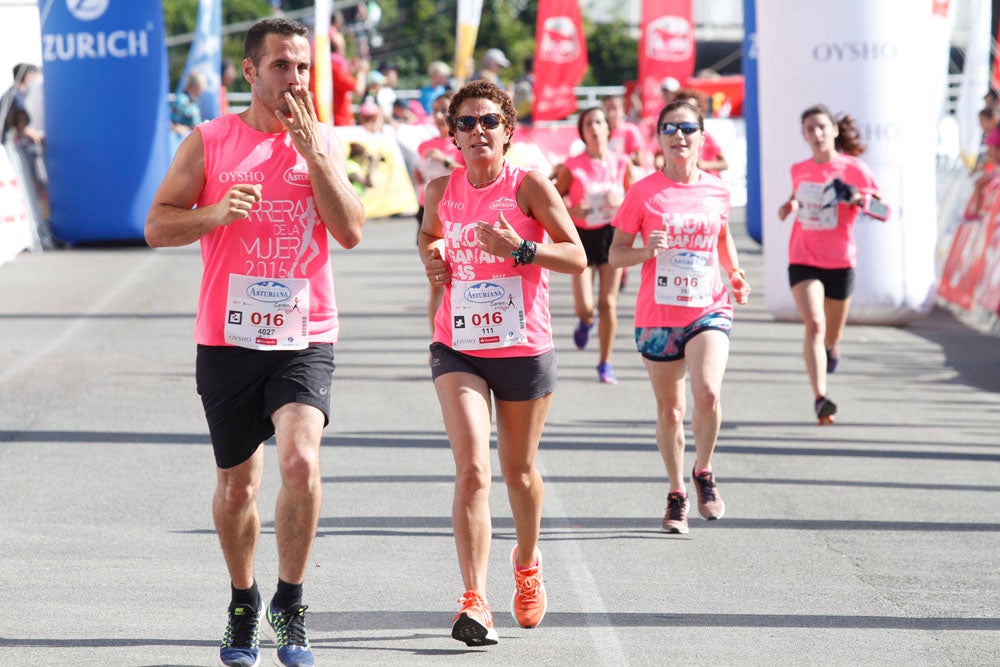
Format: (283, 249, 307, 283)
(562, 151, 631, 229)
(699, 132, 724, 177)
(432, 162, 553, 357)
(416, 136, 464, 206)
(787, 154, 879, 269)
(193, 114, 339, 346)
(613, 170, 733, 328)
(609, 122, 646, 160)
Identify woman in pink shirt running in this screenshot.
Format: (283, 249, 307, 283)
(778, 104, 883, 424)
(414, 92, 464, 333)
(553, 106, 635, 384)
(417, 80, 585, 646)
(610, 99, 750, 536)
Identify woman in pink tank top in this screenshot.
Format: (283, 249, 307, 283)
(777, 104, 884, 424)
(552, 106, 635, 384)
(414, 92, 464, 334)
(417, 80, 585, 646)
(610, 99, 751, 536)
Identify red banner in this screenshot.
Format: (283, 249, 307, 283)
(532, 0, 588, 121)
(993, 13, 1000, 92)
(638, 0, 695, 119)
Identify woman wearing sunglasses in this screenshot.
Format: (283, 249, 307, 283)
(609, 98, 751, 535)
(552, 106, 635, 384)
(777, 104, 882, 425)
(417, 79, 586, 646)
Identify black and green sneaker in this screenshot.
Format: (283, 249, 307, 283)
(265, 603, 313, 666)
(219, 602, 260, 667)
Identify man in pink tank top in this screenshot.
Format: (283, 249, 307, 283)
(145, 17, 364, 667)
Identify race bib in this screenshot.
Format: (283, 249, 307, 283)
(450, 277, 527, 351)
(796, 181, 838, 230)
(654, 249, 714, 307)
(583, 182, 623, 228)
(224, 274, 310, 350)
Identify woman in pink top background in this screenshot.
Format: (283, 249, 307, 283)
(610, 99, 750, 536)
(778, 104, 883, 424)
(553, 106, 635, 384)
(417, 80, 585, 646)
(414, 92, 464, 333)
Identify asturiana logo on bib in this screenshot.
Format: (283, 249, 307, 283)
(247, 280, 292, 303)
(464, 282, 505, 304)
(490, 197, 517, 211)
(671, 251, 707, 270)
(68, 0, 110, 21)
(283, 165, 311, 187)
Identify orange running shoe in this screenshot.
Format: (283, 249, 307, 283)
(451, 590, 498, 646)
(510, 545, 547, 628)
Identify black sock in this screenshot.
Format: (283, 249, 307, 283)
(231, 581, 261, 610)
(272, 579, 303, 611)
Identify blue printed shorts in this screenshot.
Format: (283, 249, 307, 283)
(635, 311, 732, 362)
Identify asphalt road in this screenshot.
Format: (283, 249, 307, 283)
(1, 212, 998, 666)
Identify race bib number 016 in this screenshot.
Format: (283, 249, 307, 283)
(654, 249, 713, 307)
(224, 274, 310, 350)
(450, 277, 527, 351)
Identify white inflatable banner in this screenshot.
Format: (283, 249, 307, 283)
(757, 0, 949, 323)
(0, 147, 36, 265)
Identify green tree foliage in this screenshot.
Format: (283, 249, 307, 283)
(161, 1, 640, 96)
(163, 0, 271, 90)
(584, 19, 638, 87)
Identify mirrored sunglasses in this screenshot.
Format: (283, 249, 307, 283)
(456, 113, 504, 132)
(659, 121, 701, 136)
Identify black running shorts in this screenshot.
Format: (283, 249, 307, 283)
(788, 264, 855, 301)
(429, 342, 557, 401)
(577, 224, 615, 267)
(196, 343, 335, 469)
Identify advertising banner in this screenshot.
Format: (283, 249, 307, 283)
(454, 0, 483, 83)
(177, 0, 221, 122)
(638, 0, 694, 119)
(42, 0, 171, 244)
(532, 0, 587, 122)
(757, 0, 949, 324)
(312, 0, 332, 124)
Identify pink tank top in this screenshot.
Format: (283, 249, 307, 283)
(613, 170, 733, 328)
(787, 154, 879, 269)
(563, 151, 630, 229)
(417, 136, 464, 206)
(432, 161, 553, 357)
(193, 114, 338, 346)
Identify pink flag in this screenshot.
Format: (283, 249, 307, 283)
(638, 0, 695, 119)
(532, 0, 588, 122)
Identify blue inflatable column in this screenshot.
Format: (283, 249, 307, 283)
(41, 1, 170, 244)
(742, 0, 762, 244)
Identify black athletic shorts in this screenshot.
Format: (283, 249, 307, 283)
(577, 225, 615, 267)
(429, 342, 557, 401)
(196, 343, 335, 469)
(788, 264, 855, 301)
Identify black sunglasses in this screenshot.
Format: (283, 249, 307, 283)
(659, 121, 701, 136)
(455, 113, 504, 132)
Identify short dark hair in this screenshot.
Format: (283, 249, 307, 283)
(447, 79, 517, 153)
(657, 98, 704, 130)
(12, 63, 39, 84)
(244, 18, 309, 66)
(576, 106, 606, 141)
